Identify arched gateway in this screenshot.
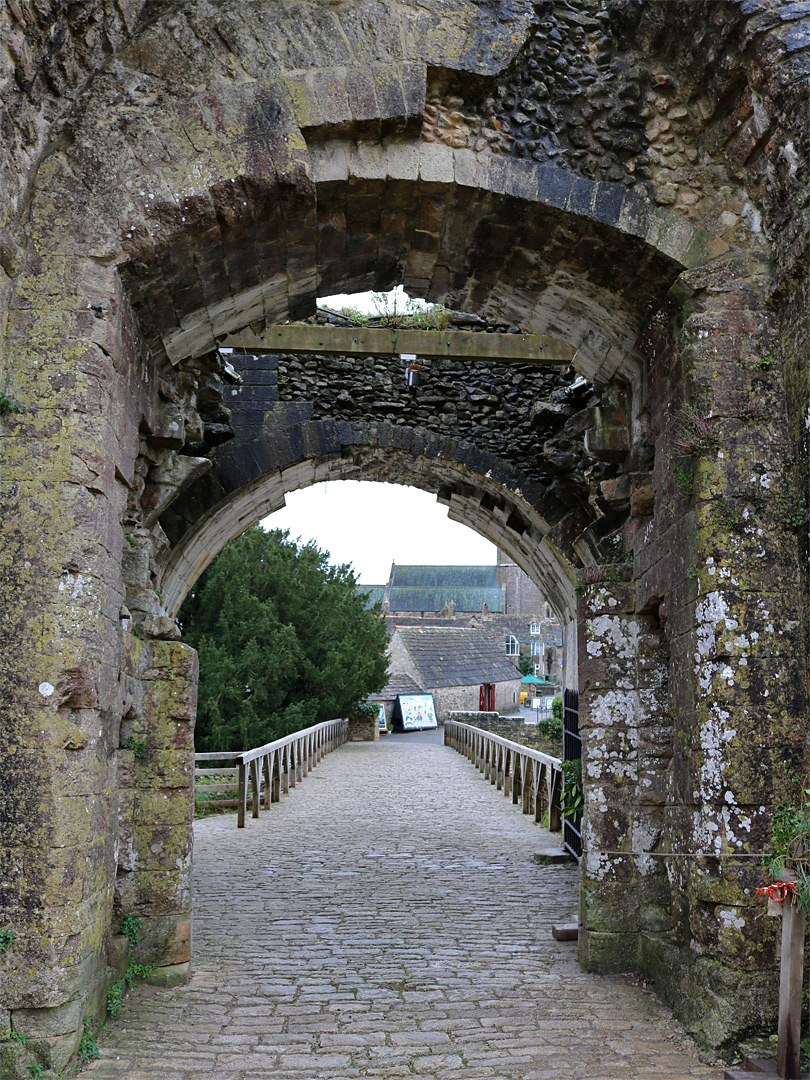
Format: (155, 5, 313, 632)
(1, 0, 809, 1069)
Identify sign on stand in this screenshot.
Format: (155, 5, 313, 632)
(393, 694, 437, 731)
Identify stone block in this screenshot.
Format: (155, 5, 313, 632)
(418, 142, 453, 184)
(535, 163, 573, 210)
(592, 181, 626, 228)
(346, 71, 378, 124)
(133, 914, 191, 968)
(567, 173, 596, 216)
(115, 869, 190, 917)
(349, 142, 387, 181)
(311, 71, 351, 128)
(579, 583, 635, 617)
(144, 961, 191, 988)
(11, 997, 82, 1040)
(579, 930, 638, 973)
(582, 799, 633, 855)
(581, 879, 640, 934)
(369, 64, 405, 121)
(106, 934, 129, 981)
(400, 62, 426, 119)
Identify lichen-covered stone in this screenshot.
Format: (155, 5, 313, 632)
(0, 0, 809, 1063)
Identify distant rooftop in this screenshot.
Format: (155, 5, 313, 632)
(387, 586, 502, 613)
(356, 584, 386, 609)
(391, 565, 498, 588)
(368, 672, 424, 700)
(394, 627, 519, 688)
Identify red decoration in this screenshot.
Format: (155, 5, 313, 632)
(756, 881, 797, 903)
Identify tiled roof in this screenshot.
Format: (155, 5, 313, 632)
(387, 586, 502, 613)
(395, 627, 520, 688)
(468, 613, 563, 647)
(357, 584, 387, 609)
(391, 565, 498, 588)
(368, 672, 424, 700)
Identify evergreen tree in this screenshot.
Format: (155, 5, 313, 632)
(180, 526, 389, 752)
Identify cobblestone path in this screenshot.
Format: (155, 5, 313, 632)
(87, 730, 720, 1079)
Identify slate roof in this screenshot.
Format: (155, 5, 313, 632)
(470, 613, 563, 648)
(395, 627, 521, 688)
(387, 585, 503, 613)
(368, 672, 424, 700)
(357, 584, 386, 609)
(391, 565, 498, 588)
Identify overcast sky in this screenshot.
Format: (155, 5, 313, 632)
(262, 481, 497, 584)
(260, 289, 497, 582)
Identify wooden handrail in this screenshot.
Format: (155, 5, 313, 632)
(194, 718, 349, 827)
(444, 720, 564, 835)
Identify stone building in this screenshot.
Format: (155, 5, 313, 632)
(1, 0, 810, 1067)
(374, 560, 564, 679)
(386, 626, 523, 717)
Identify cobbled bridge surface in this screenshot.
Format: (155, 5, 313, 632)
(85, 731, 718, 1080)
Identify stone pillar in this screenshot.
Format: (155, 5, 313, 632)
(115, 635, 197, 985)
(0, 237, 199, 1075)
(633, 252, 808, 1045)
(577, 579, 672, 972)
(578, 581, 639, 971)
(346, 711, 380, 742)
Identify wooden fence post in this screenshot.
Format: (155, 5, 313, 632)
(237, 759, 247, 828)
(777, 871, 805, 1080)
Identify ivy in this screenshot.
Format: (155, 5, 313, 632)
(765, 786, 810, 911)
(560, 759, 583, 824)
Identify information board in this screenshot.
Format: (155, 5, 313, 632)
(396, 694, 438, 731)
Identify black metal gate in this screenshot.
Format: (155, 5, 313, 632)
(562, 688, 582, 859)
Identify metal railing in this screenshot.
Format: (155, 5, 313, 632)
(194, 717, 349, 828)
(562, 689, 581, 858)
(444, 720, 563, 833)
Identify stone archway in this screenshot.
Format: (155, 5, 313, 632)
(1, 1, 810, 1070)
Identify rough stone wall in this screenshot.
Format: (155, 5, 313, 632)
(0, 0, 809, 1068)
(448, 711, 561, 756)
(386, 631, 426, 692)
(432, 680, 522, 719)
(115, 636, 197, 978)
(577, 580, 672, 975)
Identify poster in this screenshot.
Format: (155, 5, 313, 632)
(377, 703, 387, 731)
(397, 694, 438, 730)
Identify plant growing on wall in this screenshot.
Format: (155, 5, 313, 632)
(763, 787, 810, 911)
(560, 759, 583, 824)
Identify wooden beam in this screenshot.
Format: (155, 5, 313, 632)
(218, 324, 576, 365)
(777, 878, 805, 1080)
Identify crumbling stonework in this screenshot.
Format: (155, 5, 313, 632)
(0, 0, 809, 1071)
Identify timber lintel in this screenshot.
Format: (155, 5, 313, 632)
(218, 324, 576, 365)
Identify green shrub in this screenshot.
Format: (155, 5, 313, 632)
(537, 715, 562, 741)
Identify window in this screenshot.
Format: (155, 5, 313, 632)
(544, 603, 551, 619)
(530, 621, 540, 635)
(505, 634, 520, 656)
(531, 640, 541, 655)
(533, 664, 541, 678)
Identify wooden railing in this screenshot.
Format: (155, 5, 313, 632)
(444, 720, 563, 833)
(195, 718, 349, 828)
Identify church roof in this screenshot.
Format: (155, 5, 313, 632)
(387, 585, 502, 613)
(391, 564, 498, 588)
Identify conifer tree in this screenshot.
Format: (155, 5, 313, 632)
(180, 527, 388, 751)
